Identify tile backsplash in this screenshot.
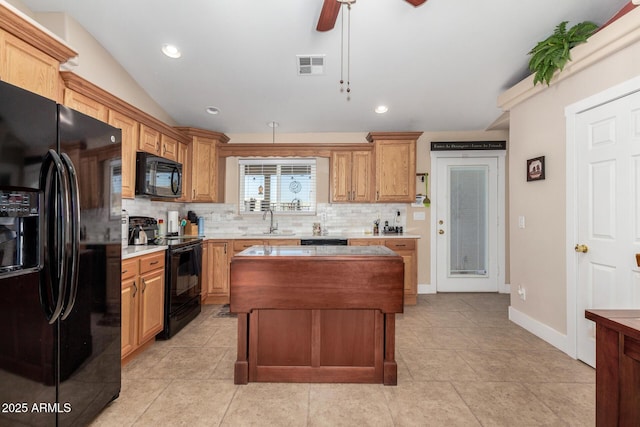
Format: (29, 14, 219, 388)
(122, 198, 407, 236)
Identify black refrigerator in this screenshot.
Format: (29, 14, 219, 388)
(0, 80, 122, 426)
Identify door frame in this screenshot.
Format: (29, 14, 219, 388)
(430, 150, 507, 293)
(564, 74, 640, 359)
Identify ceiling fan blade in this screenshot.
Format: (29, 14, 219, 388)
(316, 0, 341, 31)
(405, 0, 427, 6)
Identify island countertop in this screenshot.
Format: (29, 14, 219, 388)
(234, 245, 398, 258)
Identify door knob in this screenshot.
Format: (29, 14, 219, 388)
(574, 244, 588, 253)
(438, 229, 445, 235)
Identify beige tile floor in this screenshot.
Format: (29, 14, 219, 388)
(91, 293, 595, 426)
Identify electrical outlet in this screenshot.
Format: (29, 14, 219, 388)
(518, 285, 526, 301)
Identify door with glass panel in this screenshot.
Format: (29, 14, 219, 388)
(436, 157, 498, 292)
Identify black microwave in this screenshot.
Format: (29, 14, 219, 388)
(135, 152, 182, 198)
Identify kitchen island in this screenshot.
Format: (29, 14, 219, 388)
(230, 245, 404, 385)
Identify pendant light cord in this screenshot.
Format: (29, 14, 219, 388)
(346, 2, 351, 94)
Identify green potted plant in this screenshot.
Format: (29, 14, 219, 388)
(528, 21, 599, 86)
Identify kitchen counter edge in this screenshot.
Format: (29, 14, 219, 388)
(200, 233, 420, 241)
(122, 245, 168, 260)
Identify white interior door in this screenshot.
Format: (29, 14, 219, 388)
(435, 157, 499, 292)
(575, 90, 640, 367)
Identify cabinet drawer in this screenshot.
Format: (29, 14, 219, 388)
(121, 258, 138, 280)
(385, 239, 415, 251)
(233, 240, 264, 252)
(139, 252, 165, 273)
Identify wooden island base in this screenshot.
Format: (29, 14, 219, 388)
(230, 246, 404, 386)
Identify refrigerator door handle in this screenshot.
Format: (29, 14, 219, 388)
(60, 153, 80, 320)
(39, 149, 72, 324)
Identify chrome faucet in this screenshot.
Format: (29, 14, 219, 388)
(262, 209, 278, 234)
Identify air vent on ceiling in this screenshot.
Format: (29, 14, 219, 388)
(296, 55, 325, 76)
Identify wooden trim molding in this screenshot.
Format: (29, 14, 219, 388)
(61, 72, 189, 143)
(366, 132, 423, 142)
(174, 126, 230, 143)
(0, 3, 77, 63)
(217, 142, 373, 158)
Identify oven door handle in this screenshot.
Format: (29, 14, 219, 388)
(170, 243, 201, 254)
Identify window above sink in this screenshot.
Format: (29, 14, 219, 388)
(239, 158, 316, 215)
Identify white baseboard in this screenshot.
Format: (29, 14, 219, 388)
(419, 283, 511, 294)
(417, 284, 436, 294)
(508, 306, 573, 358)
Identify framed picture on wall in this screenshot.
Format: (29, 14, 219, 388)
(527, 156, 545, 182)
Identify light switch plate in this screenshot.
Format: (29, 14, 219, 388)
(518, 216, 525, 229)
(413, 211, 426, 221)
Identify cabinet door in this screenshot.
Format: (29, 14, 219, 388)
(351, 151, 372, 202)
(0, 30, 59, 100)
(109, 111, 138, 199)
(375, 140, 416, 202)
(138, 269, 164, 343)
(139, 124, 161, 155)
(210, 241, 229, 297)
(161, 134, 178, 161)
(385, 239, 417, 305)
(63, 89, 108, 122)
(177, 142, 191, 201)
(191, 137, 218, 202)
(121, 278, 138, 358)
(330, 151, 352, 202)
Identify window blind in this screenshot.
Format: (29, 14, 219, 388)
(239, 158, 316, 214)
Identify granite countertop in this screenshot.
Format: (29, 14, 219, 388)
(234, 245, 399, 258)
(122, 245, 168, 260)
(202, 232, 421, 240)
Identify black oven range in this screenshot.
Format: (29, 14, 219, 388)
(128, 216, 202, 339)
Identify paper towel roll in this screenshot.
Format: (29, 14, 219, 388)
(168, 211, 179, 235)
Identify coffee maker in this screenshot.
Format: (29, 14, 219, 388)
(127, 216, 158, 245)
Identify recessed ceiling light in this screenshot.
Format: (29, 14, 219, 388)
(375, 105, 389, 114)
(161, 44, 181, 59)
(205, 106, 220, 115)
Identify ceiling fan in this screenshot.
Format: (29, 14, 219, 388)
(316, 0, 427, 31)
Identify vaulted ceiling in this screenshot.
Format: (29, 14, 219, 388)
(19, 0, 630, 133)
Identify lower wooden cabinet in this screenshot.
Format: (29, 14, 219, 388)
(349, 238, 417, 305)
(202, 239, 301, 305)
(121, 251, 165, 363)
(202, 240, 231, 305)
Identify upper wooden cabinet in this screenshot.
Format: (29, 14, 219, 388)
(60, 73, 191, 200)
(175, 127, 229, 203)
(176, 141, 191, 202)
(0, 5, 76, 101)
(108, 110, 138, 199)
(64, 89, 108, 121)
(138, 124, 178, 161)
(330, 150, 372, 203)
(367, 132, 422, 203)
